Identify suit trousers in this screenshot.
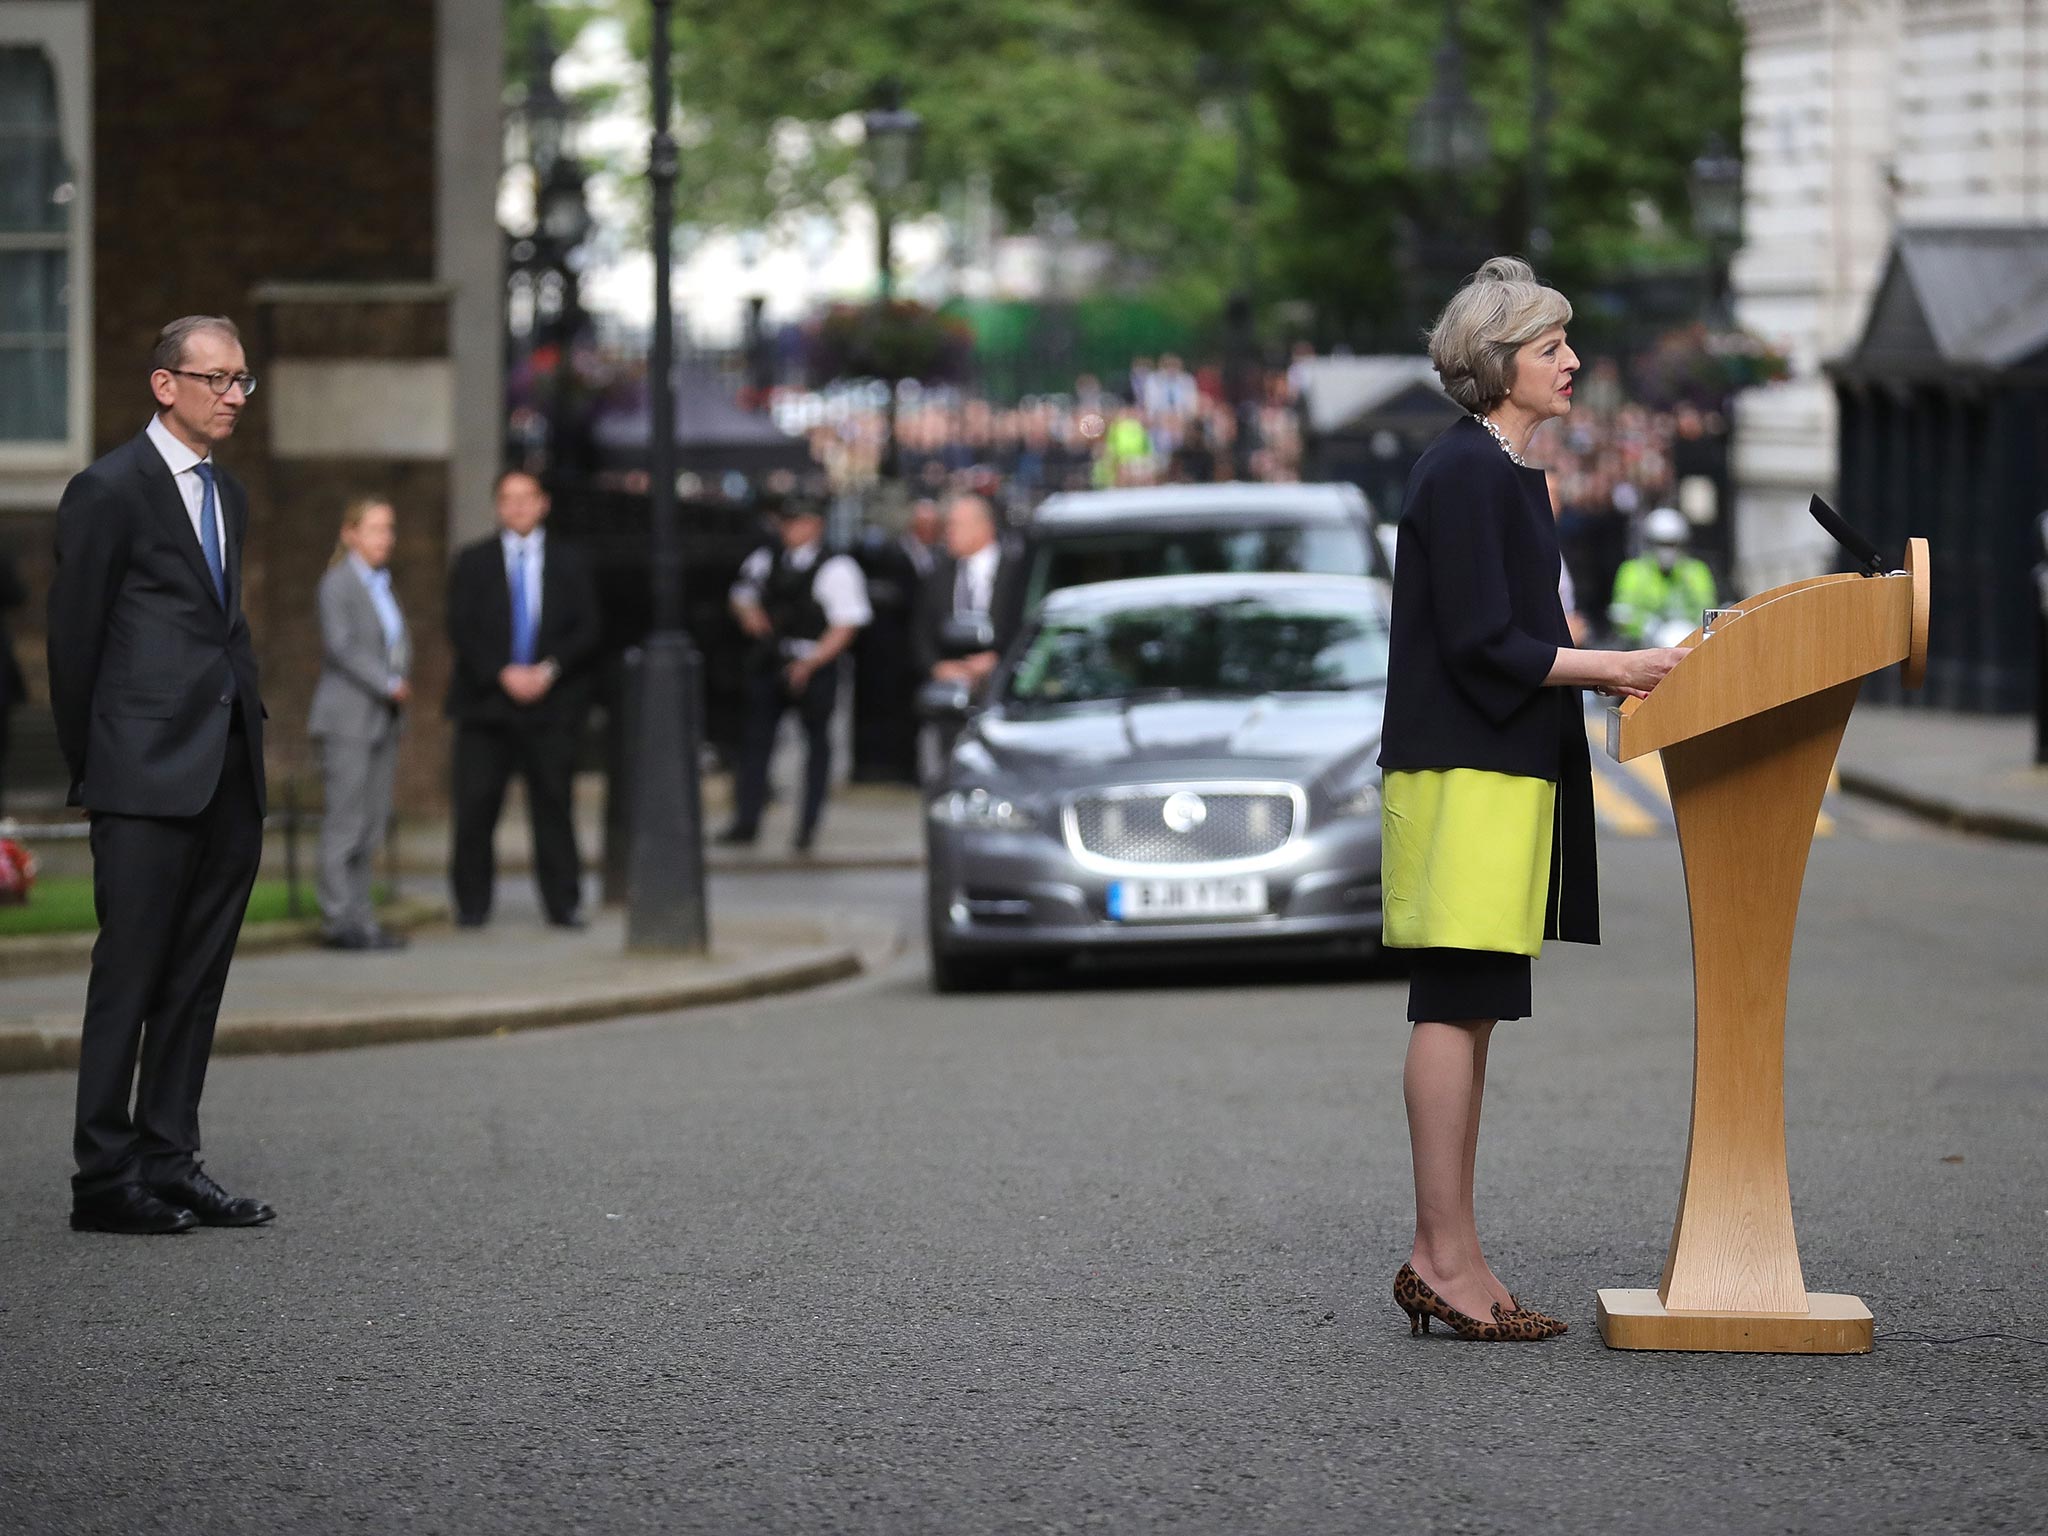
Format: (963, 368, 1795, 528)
(315, 731, 398, 937)
(451, 719, 582, 924)
(730, 663, 839, 840)
(74, 722, 264, 1195)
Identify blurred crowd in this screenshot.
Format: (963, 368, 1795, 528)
(778, 352, 1307, 517)
(765, 346, 1727, 645)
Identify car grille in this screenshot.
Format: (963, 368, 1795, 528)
(1066, 785, 1300, 869)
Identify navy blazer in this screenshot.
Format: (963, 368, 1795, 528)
(46, 430, 267, 817)
(1378, 415, 1598, 943)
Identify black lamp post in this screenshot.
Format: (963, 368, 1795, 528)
(624, 0, 710, 953)
(864, 81, 922, 482)
(1689, 134, 1743, 325)
(1527, 0, 1554, 261)
(1406, 0, 1490, 314)
(1214, 34, 1260, 482)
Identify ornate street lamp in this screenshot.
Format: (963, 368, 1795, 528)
(1527, 0, 1554, 260)
(624, 0, 710, 953)
(1687, 132, 1746, 582)
(525, 30, 566, 182)
(1408, 0, 1489, 183)
(1405, 0, 1490, 321)
(864, 81, 923, 482)
(1689, 134, 1743, 322)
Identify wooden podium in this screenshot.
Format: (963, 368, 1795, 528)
(1595, 540, 1931, 1354)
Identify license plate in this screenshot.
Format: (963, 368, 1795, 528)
(1106, 876, 1268, 922)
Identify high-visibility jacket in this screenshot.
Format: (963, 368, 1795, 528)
(1609, 555, 1717, 642)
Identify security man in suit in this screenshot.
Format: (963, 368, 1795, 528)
(916, 492, 1020, 693)
(445, 470, 602, 929)
(46, 315, 275, 1236)
(850, 496, 941, 784)
(719, 498, 871, 853)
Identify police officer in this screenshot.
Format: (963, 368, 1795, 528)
(719, 498, 871, 852)
(1609, 505, 1717, 646)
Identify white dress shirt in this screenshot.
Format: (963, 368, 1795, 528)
(953, 541, 1002, 616)
(350, 553, 409, 690)
(501, 527, 546, 631)
(731, 539, 873, 657)
(145, 413, 226, 585)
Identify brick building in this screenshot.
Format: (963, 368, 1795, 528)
(0, 0, 504, 809)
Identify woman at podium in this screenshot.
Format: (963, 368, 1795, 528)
(1379, 258, 1687, 1340)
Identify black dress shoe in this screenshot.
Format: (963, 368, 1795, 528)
(364, 924, 410, 950)
(147, 1169, 276, 1228)
(322, 928, 374, 951)
(455, 913, 489, 929)
(547, 912, 587, 931)
(71, 1183, 197, 1235)
(713, 827, 757, 847)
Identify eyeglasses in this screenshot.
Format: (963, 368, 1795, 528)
(167, 369, 258, 398)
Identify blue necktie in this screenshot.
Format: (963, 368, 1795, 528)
(509, 545, 537, 664)
(194, 462, 226, 607)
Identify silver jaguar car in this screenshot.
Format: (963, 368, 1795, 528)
(922, 572, 1390, 991)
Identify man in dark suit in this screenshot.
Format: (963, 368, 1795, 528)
(915, 493, 1024, 777)
(46, 315, 274, 1236)
(445, 470, 601, 928)
(916, 492, 1021, 692)
(850, 497, 941, 784)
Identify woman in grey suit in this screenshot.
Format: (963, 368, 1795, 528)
(308, 496, 411, 949)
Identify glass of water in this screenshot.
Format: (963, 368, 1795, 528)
(1700, 608, 1739, 638)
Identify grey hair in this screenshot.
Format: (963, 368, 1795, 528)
(151, 315, 241, 373)
(1425, 257, 1572, 415)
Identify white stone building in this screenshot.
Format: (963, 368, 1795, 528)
(1730, 0, 2048, 589)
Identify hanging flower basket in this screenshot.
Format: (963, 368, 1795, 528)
(807, 300, 974, 387)
(1636, 322, 1792, 410)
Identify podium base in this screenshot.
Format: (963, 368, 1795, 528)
(1596, 1289, 1873, 1354)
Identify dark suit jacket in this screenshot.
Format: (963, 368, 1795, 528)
(46, 429, 267, 817)
(914, 543, 1024, 678)
(1377, 415, 1597, 943)
(444, 531, 602, 728)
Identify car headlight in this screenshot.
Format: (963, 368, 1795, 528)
(1329, 781, 1381, 820)
(927, 787, 1039, 831)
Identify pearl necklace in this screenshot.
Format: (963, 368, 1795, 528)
(1472, 413, 1529, 467)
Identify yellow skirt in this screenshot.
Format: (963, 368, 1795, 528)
(1380, 768, 1555, 957)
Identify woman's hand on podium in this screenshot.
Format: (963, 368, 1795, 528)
(1599, 647, 1690, 700)
(1547, 645, 1690, 700)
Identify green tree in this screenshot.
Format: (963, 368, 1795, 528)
(534, 0, 1742, 342)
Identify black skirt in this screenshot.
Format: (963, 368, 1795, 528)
(1405, 947, 1533, 1023)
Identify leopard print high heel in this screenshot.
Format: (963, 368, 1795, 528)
(1393, 1263, 1560, 1341)
(1500, 1295, 1569, 1335)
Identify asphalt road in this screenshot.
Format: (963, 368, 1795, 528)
(1, 813, 2043, 1535)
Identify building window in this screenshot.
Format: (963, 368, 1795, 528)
(0, 45, 75, 441)
(0, 3, 89, 489)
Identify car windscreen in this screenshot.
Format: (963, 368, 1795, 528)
(1006, 593, 1390, 705)
(1025, 522, 1369, 611)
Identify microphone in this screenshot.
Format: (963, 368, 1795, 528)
(1808, 495, 1888, 577)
